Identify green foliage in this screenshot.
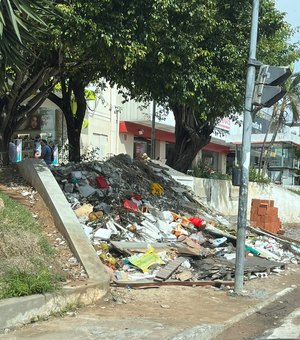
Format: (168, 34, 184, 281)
(0, 191, 42, 233)
(100, 0, 299, 118)
(0, 265, 59, 299)
(249, 167, 271, 184)
(192, 163, 270, 184)
(192, 161, 230, 180)
(0, 0, 56, 91)
(2, 0, 300, 166)
(0, 191, 63, 299)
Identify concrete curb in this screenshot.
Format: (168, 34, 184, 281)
(172, 286, 296, 340)
(0, 280, 107, 332)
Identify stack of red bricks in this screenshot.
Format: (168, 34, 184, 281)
(250, 199, 283, 234)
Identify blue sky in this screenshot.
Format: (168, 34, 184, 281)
(275, 0, 300, 70)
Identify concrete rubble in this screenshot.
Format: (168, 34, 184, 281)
(50, 154, 300, 287)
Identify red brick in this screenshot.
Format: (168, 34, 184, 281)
(266, 207, 278, 216)
(261, 222, 279, 233)
(258, 207, 268, 216)
(260, 199, 274, 206)
(251, 199, 261, 206)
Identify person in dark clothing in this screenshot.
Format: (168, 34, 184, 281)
(40, 139, 52, 165)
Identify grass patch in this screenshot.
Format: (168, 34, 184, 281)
(0, 191, 64, 299)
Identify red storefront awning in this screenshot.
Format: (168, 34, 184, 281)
(119, 121, 175, 143)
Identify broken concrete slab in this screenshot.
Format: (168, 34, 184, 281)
(78, 184, 97, 198)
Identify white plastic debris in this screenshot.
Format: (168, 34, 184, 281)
(106, 219, 119, 235)
(181, 259, 191, 269)
(162, 211, 174, 223)
(94, 228, 112, 241)
(83, 225, 93, 239)
(210, 237, 227, 248)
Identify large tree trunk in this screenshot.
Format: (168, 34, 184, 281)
(49, 77, 87, 163)
(0, 127, 12, 165)
(67, 125, 81, 163)
(166, 104, 214, 173)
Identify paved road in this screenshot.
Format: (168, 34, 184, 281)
(257, 308, 300, 339)
(219, 284, 300, 340)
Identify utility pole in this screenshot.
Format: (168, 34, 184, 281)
(234, 0, 259, 293)
(151, 100, 156, 159)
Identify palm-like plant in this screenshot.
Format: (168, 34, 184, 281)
(258, 72, 300, 176)
(0, 0, 53, 91)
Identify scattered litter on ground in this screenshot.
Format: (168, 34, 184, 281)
(51, 154, 300, 287)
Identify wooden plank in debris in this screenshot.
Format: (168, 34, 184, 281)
(226, 256, 286, 271)
(112, 280, 234, 288)
(111, 241, 170, 253)
(154, 257, 186, 281)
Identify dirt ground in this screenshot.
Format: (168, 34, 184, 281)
(80, 264, 300, 326)
(0, 165, 86, 284)
(2, 265, 300, 340)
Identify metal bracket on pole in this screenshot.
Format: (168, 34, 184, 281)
(248, 58, 263, 68)
(252, 105, 262, 119)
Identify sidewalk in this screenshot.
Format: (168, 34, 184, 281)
(1, 265, 299, 340)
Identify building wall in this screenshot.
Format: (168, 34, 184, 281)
(219, 153, 227, 173)
(156, 140, 166, 161)
(119, 133, 134, 157)
(116, 94, 152, 122)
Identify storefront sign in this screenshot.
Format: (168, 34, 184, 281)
(52, 145, 59, 165)
(16, 139, 22, 162)
(216, 117, 230, 131)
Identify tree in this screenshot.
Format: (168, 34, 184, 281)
(3, 0, 297, 169)
(99, 0, 300, 173)
(48, 77, 88, 163)
(46, 0, 179, 162)
(0, 1, 59, 164)
(0, 0, 54, 92)
(0, 52, 62, 164)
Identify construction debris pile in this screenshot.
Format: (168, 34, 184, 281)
(51, 154, 300, 287)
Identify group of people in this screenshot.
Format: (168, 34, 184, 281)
(9, 138, 53, 165)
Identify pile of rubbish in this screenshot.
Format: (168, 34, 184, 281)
(51, 154, 300, 287)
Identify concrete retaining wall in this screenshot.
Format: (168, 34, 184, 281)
(17, 159, 109, 285)
(193, 177, 300, 224)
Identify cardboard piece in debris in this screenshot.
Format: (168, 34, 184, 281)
(74, 203, 93, 217)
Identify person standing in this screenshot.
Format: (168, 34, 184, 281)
(8, 141, 17, 164)
(40, 139, 52, 165)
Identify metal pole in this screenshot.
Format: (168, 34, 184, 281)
(234, 0, 259, 293)
(151, 100, 156, 159)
